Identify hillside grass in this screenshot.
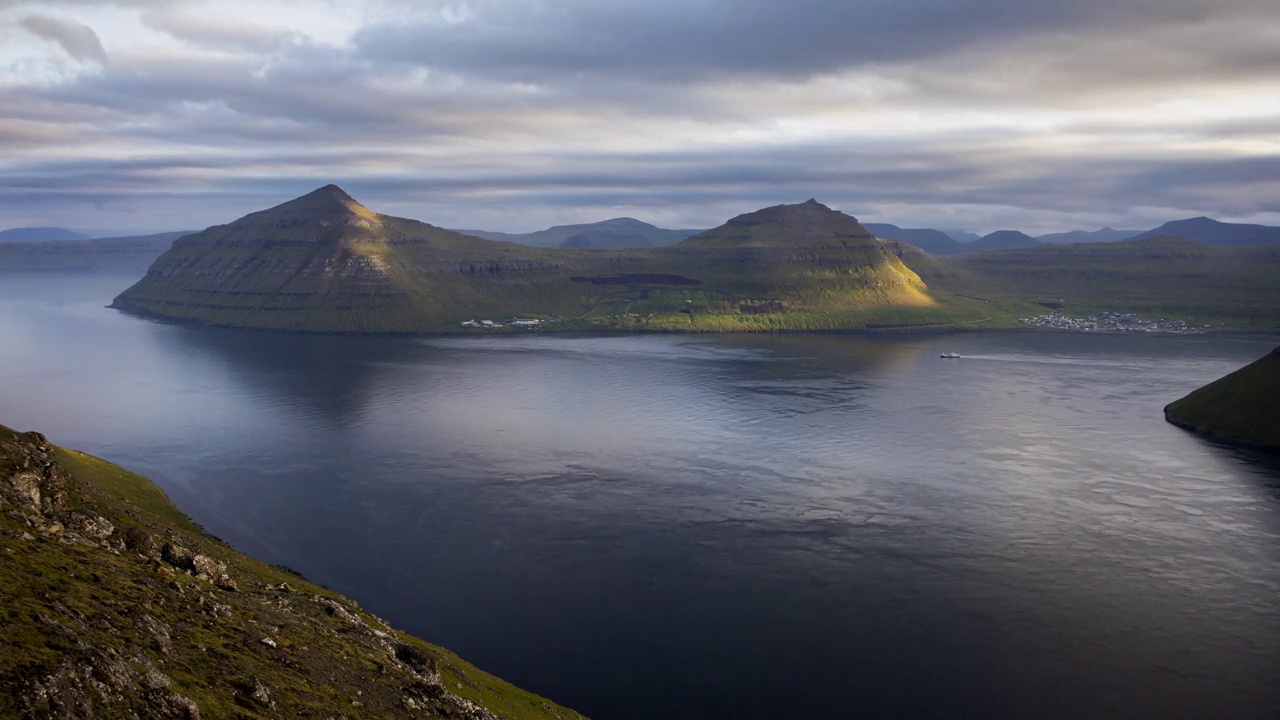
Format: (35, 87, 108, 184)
(1164, 347, 1280, 450)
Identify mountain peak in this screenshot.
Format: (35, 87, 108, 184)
(680, 199, 877, 248)
(270, 185, 377, 221)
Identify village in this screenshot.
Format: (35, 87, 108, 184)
(459, 317, 551, 329)
(1017, 311, 1209, 334)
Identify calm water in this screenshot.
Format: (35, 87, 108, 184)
(2, 273, 1279, 719)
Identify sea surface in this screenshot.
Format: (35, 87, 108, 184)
(2, 273, 1279, 719)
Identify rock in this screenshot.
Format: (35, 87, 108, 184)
(319, 597, 361, 625)
(190, 554, 237, 591)
(248, 678, 274, 708)
(73, 513, 115, 540)
(8, 471, 44, 510)
(260, 637, 277, 648)
(161, 543, 195, 571)
(137, 614, 174, 655)
(123, 526, 158, 557)
(395, 644, 442, 686)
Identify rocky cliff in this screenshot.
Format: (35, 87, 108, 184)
(0, 422, 585, 719)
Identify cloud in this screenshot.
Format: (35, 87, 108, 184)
(140, 7, 303, 53)
(1, 0, 1279, 234)
(18, 14, 107, 64)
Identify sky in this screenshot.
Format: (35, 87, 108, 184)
(1, 0, 1279, 235)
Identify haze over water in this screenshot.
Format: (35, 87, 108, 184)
(2, 274, 1279, 719)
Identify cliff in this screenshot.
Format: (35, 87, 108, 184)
(1164, 347, 1280, 451)
(0, 422, 585, 719)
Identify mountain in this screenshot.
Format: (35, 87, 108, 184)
(941, 229, 981, 243)
(0, 227, 91, 243)
(0, 232, 188, 274)
(0, 421, 583, 718)
(862, 223, 963, 255)
(1131, 217, 1280, 247)
(957, 230, 1041, 253)
(1165, 347, 1280, 450)
(460, 218, 701, 249)
(1036, 228, 1141, 244)
(910, 237, 1280, 328)
(113, 188, 946, 333)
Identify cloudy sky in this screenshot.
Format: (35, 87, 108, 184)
(2, 0, 1279, 235)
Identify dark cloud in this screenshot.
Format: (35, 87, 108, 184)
(19, 14, 107, 64)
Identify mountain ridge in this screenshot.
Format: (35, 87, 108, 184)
(1131, 216, 1280, 246)
(113, 188, 942, 333)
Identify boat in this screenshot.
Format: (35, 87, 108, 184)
(940, 352, 961, 359)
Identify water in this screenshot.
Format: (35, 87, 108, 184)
(2, 273, 1279, 719)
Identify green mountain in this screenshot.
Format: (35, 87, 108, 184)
(461, 218, 700, 249)
(0, 232, 188, 274)
(113, 188, 946, 333)
(1165, 347, 1280, 450)
(0, 422, 584, 718)
(911, 236, 1280, 327)
(1132, 217, 1280, 247)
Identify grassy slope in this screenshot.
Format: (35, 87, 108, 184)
(910, 237, 1280, 330)
(0, 431, 585, 719)
(1164, 347, 1280, 450)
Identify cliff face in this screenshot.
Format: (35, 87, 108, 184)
(1164, 347, 1280, 451)
(0, 422, 585, 719)
(111, 188, 942, 333)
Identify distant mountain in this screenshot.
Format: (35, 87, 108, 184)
(957, 230, 1041, 253)
(910, 236, 1280, 329)
(460, 217, 701, 249)
(1131, 217, 1280, 247)
(1165, 346, 1280, 450)
(0, 232, 189, 273)
(1036, 227, 1142, 244)
(0, 226, 91, 242)
(942, 229, 981, 243)
(862, 223, 963, 255)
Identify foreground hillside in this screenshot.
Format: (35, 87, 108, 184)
(1164, 347, 1280, 451)
(113, 187, 948, 333)
(0, 422, 585, 719)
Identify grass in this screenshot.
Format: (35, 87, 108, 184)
(1164, 346, 1280, 450)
